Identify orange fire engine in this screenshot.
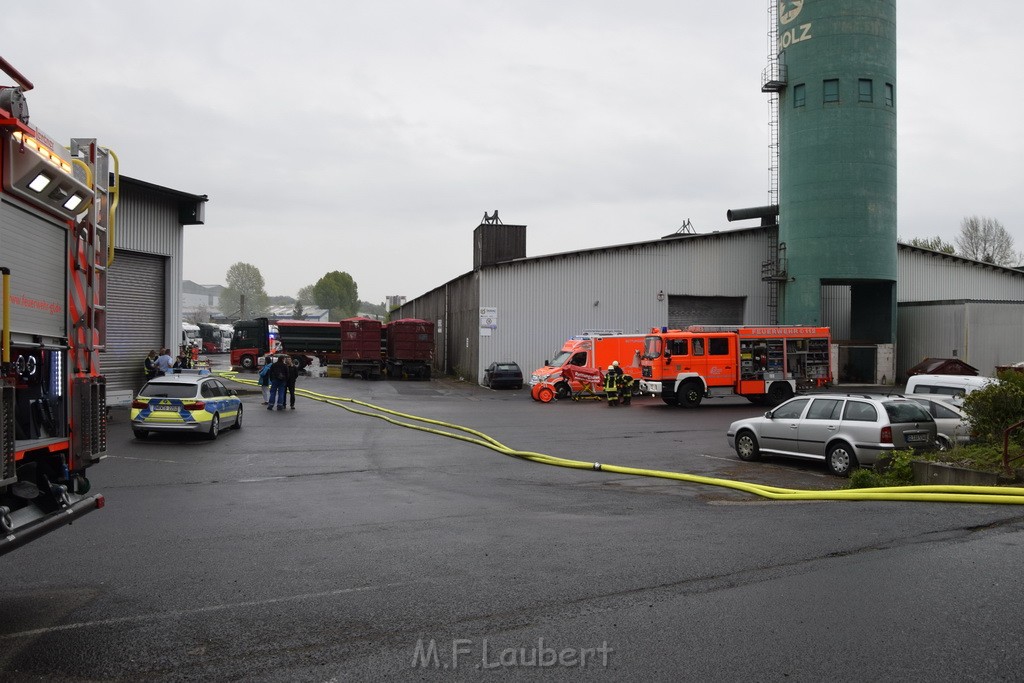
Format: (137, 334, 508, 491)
(638, 325, 832, 407)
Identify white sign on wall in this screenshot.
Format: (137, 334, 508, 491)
(479, 306, 498, 333)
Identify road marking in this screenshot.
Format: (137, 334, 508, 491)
(106, 455, 183, 465)
(0, 582, 412, 640)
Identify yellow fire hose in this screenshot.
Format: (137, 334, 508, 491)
(219, 371, 1024, 505)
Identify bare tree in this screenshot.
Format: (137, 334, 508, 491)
(904, 235, 955, 254)
(955, 216, 1019, 266)
(183, 305, 210, 324)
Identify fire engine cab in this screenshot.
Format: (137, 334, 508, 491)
(639, 325, 832, 407)
(0, 57, 112, 555)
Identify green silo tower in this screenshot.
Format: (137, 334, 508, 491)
(775, 1, 897, 363)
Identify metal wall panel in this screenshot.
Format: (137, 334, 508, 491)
(474, 230, 772, 383)
(116, 184, 185, 356)
(0, 199, 67, 339)
(105, 250, 166, 394)
(898, 247, 1024, 302)
(821, 285, 852, 339)
(895, 301, 1024, 379)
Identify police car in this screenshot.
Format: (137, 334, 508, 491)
(131, 373, 242, 440)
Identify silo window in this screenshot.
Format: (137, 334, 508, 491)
(884, 83, 894, 107)
(823, 79, 840, 103)
(858, 79, 873, 103)
(793, 83, 806, 107)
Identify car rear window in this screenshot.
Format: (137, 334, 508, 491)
(884, 401, 933, 423)
(496, 364, 519, 372)
(140, 382, 198, 399)
(843, 401, 878, 422)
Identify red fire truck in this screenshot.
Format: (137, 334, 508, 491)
(0, 57, 112, 554)
(639, 325, 832, 407)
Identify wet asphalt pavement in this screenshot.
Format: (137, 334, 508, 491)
(3, 367, 1024, 681)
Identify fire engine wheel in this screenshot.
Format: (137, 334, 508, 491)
(206, 414, 220, 440)
(240, 355, 256, 371)
(536, 386, 555, 403)
(734, 430, 761, 461)
(766, 382, 793, 406)
(554, 381, 571, 399)
(233, 405, 243, 430)
(679, 382, 703, 408)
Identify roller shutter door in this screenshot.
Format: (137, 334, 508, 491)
(667, 295, 745, 329)
(0, 200, 67, 340)
(104, 250, 166, 393)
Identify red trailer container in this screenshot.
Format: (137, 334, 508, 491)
(339, 317, 383, 379)
(383, 318, 434, 380)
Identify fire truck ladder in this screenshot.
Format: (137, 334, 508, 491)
(67, 141, 113, 466)
(68, 140, 112, 374)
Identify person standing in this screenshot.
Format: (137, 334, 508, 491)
(143, 350, 158, 380)
(603, 365, 619, 407)
(258, 355, 274, 405)
(267, 356, 289, 410)
(155, 348, 174, 377)
(285, 357, 300, 409)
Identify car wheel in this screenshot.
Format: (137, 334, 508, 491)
(132, 428, 148, 439)
(826, 442, 858, 477)
(233, 405, 243, 430)
(514, 382, 523, 390)
(766, 382, 792, 406)
(206, 414, 220, 440)
(679, 381, 703, 408)
(735, 430, 761, 461)
(554, 381, 571, 399)
(935, 434, 953, 452)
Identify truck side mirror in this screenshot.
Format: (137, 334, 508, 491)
(544, 360, 550, 366)
(663, 350, 671, 362)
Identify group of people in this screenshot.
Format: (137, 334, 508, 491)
(259, 355, 300, 410)
(143, 348, 195, 379)
(143, 344, 206, 382)
(602, 360, 634, 407)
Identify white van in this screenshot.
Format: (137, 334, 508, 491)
(904, 374, 996, 403)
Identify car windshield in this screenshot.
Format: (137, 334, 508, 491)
(140, 382, 199, 399)
(884, 401, 933, 423)
(642, 336, 663, 359)
(547, 351, 571, 367)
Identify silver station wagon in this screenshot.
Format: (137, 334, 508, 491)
(727, 393, 937, 476)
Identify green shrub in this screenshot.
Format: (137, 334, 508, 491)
(846, 449, 916, 489)
(962, 371, 1024, 446)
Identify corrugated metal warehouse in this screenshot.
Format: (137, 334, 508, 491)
(395, 222, 1024, 385)
(104, 176, 206, 405)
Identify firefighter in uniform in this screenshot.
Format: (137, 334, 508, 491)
(610, 360, 633, 406)
(603, 365, 619, 406)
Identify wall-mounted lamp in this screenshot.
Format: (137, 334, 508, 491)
(657, 290, 665, 302)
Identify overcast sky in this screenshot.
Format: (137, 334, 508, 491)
(5, 1, 1022, 304)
